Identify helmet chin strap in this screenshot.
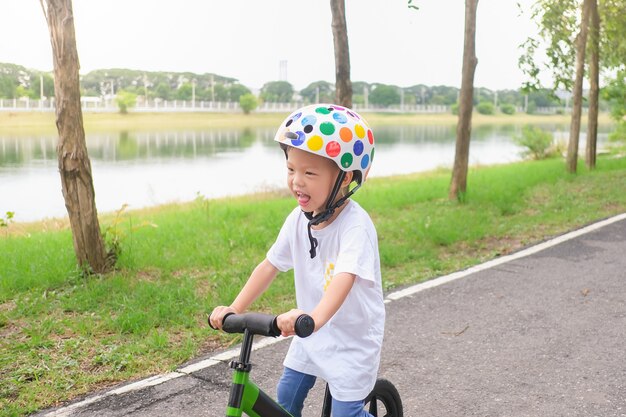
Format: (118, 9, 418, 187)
(303, 171, 361, 258)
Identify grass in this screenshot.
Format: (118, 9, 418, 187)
(1, 110, 610, 136)
(2, 151, 626, 415)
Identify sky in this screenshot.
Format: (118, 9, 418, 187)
(0, 0, 543, 92)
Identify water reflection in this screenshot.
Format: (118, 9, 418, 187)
(0, 123, 610, 222)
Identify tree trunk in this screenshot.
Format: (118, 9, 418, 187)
(41, 0, 109, 273)
(449, 0, 479, 201)
(586, 0, 599, 170)
(567, 0, 592, 174)
(330, 0, 352, 108)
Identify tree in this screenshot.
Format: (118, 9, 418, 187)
(330, 0, 352, 107)
(154, 82, 172, 100)
(586, 0, 599, 169)
(228, 83, 251, 102)
(176, 82, 193, 100)
(449, 0, 479, 201)
(521, 0, 626, 172)
(368, 84, 401, 107)
(40, 0, 110, 274)
(213, 84, 229, 102)
(32, 72, 55, 99)
(0, 76, 16, 98)
(260, 81, 294, 102)
(601, 0, 626, 69)
(300, 81, 334, 104)
(520, 1, 580, 93)
(566, 0, 591, 173)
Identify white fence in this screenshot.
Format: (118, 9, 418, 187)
(0, 97, 454, 114)
(2, 97, 576, 115)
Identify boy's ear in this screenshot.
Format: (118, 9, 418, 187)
(341, 171, 354, 187)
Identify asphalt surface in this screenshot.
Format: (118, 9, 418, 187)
(35, 215, 626, 417)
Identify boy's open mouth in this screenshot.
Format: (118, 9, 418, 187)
(296, 192, 310, 207)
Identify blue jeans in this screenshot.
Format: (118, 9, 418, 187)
(277, 367, 373, 417)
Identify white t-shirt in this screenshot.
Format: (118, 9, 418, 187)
(267, 199, 385, 401)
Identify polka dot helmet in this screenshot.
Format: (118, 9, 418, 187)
(273, 104, 375, 184)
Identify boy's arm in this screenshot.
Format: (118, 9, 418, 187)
(277, 272, 355, 337)
(209, 258, 279, 329)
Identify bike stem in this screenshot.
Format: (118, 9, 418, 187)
(226, 329, 254, 417)
(238, 328, 254, 367)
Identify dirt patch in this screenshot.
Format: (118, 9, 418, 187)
(0, 300, 16, 312)
(136, 269, 161, 282)
(0, 320, 23, 341)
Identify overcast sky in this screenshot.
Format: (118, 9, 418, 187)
(1, 0, 543, 91)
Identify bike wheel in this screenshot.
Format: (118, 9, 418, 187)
(363, 378, 403, 417)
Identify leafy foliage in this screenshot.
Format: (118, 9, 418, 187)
(513, 125, 557, 160)
(80, 68, 237, 100)
(520, 0, 626, 93)
(369, 84, 401, 106)
(519, 0, 580, 92)
(599, 0, 626, 68)
(115, 90, 137, 114)
(239, 93, 258, 114)
(259, 81, 294, 102)
(476, 101, 495, 115)
(0, 211, 14, 231)
(500, 103, 516, 115)
(0, 63, 54, 99)
(602, 69, 626, 142)
(300, 81, 334, 103)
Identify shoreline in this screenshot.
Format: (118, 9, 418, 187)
(0, 111, 611, 136)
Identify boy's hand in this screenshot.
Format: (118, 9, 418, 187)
(209, 306, 240, 330)
(276, 309, 307, 337)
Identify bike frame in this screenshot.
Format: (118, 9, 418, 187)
(216, 312, 332, 417)
(225, 328, 293, 417)
(214, 313, 401, 416)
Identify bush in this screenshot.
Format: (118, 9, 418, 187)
(500, 103, 515, 115)
(476, 101, 495, 115)
(513, 125, 556, 160)
(451, 103, 459, 115)
(609, 118, 626, 139)
(239, 93, 258, 114)
(115, 90, 137, 114)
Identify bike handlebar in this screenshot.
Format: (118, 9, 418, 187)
(209, 312, 315, 338)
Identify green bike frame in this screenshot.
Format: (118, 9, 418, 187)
(225, 329, 293, 417)
(215, 312, 401, 416)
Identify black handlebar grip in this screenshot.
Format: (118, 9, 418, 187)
(207, 314, 216, 330)
(294, 314, 315, 338)
(208, 311, 234, 331)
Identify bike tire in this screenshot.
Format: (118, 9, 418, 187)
(363, 378, 403, 417)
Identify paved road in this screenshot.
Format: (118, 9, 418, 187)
(36, 215, 626, 417)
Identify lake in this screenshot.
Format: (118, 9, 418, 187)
(0, 123, 609, 222)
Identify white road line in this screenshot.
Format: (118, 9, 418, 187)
(43, 212, 626, 416)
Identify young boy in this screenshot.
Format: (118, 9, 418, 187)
(210, 104, 384, 417)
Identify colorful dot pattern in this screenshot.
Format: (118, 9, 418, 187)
(274, 104, 375, 182)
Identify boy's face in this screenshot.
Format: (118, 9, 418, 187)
(286, 147, 340, 216)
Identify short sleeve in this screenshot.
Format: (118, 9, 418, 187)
(333, 225, 377, 284)
(266, 209, 297, 272)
